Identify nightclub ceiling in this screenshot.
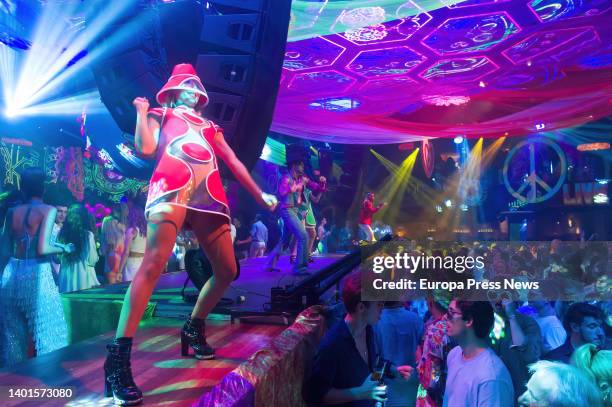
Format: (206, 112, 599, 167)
(273, 0, 612, 143)
(1, 0, 611, 149)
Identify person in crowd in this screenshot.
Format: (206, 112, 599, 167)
(518, 360, 603, 407)
(58, 204, 100, 292)
(120, 201, 147, 282)
(101, 204, 126, 284)
(530, 300, 567, 354)
(375, 301, 423, 407)
(232, 217, 249, 260)
(172, 234, 188, 272)
(102, 64, 277, 405)
(50, 201, 68, 280)
(302, 172, 324, 259)
(338, 220, 354, 252)
(266, 155, 326, 274)
(0, 187, 23, 270)
(444, 299, 514, 406)
(0, 168, 73, 367)
(230, 217, 237, 244)
(317, 216, 331, 254)
(491, 298, 542, 400)
(545, 302, 607, 363)
(305, 272, 413, 406)
(236, 213, 268, 258)
(571, 344, 611, 405)
(52, 202, 68, 242)
(416, 294, 454, 407)
(358, 193, 385, 243)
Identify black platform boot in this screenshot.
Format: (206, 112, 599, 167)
(104, 337, 143, 406)
(181, 317, 215, 360)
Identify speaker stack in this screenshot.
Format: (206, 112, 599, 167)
(91, 0, 292, 175)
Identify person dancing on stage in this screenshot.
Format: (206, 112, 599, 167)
(266, 155, 326, 274)
(291, 172, 324, 263)
(358, 192, 385, 242)
(103, 63, 277, 405)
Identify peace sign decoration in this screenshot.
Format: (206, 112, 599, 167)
(503, 138, 567, 204)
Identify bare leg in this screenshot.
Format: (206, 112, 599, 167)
(106, 252, 122, 284)
(115, 206, 186, 338)
(189, 215, 237, 320)
(306, 226, 316, 255)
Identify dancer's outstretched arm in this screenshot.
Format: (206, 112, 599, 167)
(133, 97, 160, 157)
(213, 131, 277, 209)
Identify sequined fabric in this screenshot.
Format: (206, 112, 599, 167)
(0, 258, 68, 367)
(193, 306, 326, 407)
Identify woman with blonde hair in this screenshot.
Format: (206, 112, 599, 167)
(571, 344, 611, 405)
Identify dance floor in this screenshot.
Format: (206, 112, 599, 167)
(0, 254, 341, 406)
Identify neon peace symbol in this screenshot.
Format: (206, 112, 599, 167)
(503, 138, 567, 204)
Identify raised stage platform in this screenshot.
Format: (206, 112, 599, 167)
(0, 255, 337, 406)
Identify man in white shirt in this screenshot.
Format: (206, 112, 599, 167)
(530, 300, 567, 353)
(444, 300, 514, 407)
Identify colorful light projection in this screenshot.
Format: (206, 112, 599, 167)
(274, 0, 612, 143)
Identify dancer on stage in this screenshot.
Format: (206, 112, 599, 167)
(290, 177, 323, 263)
(103, 63, 277, 405)
(358, 192, 385, 242)
(266, 155, 326, 274)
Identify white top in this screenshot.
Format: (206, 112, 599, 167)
(129, 231, 147, 254)
(535, 315, 567, 353)
(230, 223, 237, 243)
(444, 347, 514, 407)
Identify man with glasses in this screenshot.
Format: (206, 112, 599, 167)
(443, 300, 514, 407)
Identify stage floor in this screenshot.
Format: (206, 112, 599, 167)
(64, 254, 343, 320)
(0, 317, 285, 406)
(0, 254, 342, 406)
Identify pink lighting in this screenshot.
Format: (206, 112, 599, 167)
(272, 0, 612, 143)
(422, 94, 471, 106)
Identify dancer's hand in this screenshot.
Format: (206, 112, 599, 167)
(261, 192, 278, 211)
(318, 176, 326, 184)
(133, 97, 149, 114)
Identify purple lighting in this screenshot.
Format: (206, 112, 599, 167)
(273, 0, 612, 143)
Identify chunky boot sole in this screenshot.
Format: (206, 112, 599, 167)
(104, 376, 143, 405)
(181, 332, 215, 360)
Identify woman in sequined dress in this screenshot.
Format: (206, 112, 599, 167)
(0, 168, 72, 367)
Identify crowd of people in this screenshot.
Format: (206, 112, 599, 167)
(305, 272, 611, 407)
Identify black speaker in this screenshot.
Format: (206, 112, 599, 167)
(196, 0, 292, 171)
(184, 249, 241, 291)
(91, 6, 168, 135)
(92, 0, 291, 176)
(319, 148, 333, 177)
(285, 144, 310, 166)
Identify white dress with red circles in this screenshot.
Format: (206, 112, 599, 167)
(144, 106, 230, 222)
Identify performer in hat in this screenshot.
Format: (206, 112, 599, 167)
(265, 149, 326, 274)
(103, 63, 277, 405)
